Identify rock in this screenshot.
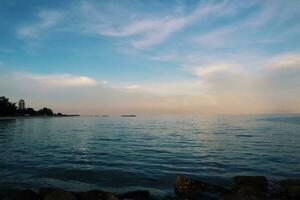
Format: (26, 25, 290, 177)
(280, 179, 300, 199)
(39, 188, 77, 200)
(161, 195, 178, 200)
(268, 181, 289, 199)
(77, 190, 103, 200)
(3, 189, 39, 200)
(221, 176, 268, 200)
(119, 190, 149, 200)
(174, 175, 197, 195)
(78, 190, 119, 200)
(233, 176, 268, 193)
(164, 192, 219, 200)
(161, 194, 196, 200)
(103, 192, 119, 200)
(174, 175, 230, 196)
(221, 192, 263, 200)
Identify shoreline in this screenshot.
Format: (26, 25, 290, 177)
(0, 115, 80, 120)
(0, 175, 299, 199)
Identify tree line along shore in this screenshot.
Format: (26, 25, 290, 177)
(0, 175, 300, 200)
(0, 96, 78, 117)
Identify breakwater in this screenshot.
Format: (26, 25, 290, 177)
(1, 175, 300, 200)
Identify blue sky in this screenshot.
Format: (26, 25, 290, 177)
(1, 0, 300, 115)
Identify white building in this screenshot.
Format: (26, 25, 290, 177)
(18, 99, 25, 110)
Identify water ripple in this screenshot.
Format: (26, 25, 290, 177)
(0, 115, 300, 194)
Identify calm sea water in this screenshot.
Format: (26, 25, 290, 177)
(0, 115, 300, 196)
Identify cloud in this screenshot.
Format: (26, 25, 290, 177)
(177, 51, 300, 114)
(17, 73, 97, 87)
(127, 1, 246, 48)
(131, 18, 187, 48)
(192, 0, 300, 48)
(77, 0, 244, 48)
(17, 10, 63, 38)
(150, 53, 178, 61)
(0, 48, 15, 54)
(16, 0, 298, 49)
(268, 52, 300, 69)
(1, 61, 300, 115)
(193, 26, 236, 47)
(99, 19, 162, 37)
(190, 63, 239, 77)
(124, 84, 141, 90)
(4, 1, 300, 115)
(119, 79, 208, 97)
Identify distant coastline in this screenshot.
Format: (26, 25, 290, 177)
(0, 115, 80, 120)
(121, 115, 136, 117)
(0, 96, 79, 118)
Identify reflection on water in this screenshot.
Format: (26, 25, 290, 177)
(0, 115, 300, 195)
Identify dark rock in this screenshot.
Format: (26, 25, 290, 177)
(161, 194, 195, 200)
(164, 192, 219, 200)
(174, 176, 197, 195)
(269, 181, 289, 199)
(39, 188, 77, 200)
(233, 176, 268, 193)
(221, 176, 268, 200)
(77, 190, 103, 200)
(174, 175, 230, 196)
(119, 190, 149, 200)
(221, 192, 263, 200)
(161, 195, 178, 200)
(3, 189, 39, 200)
(280, 179, 300, 199)
(103, 192, 119, 200)
(78, 190, 119, 200)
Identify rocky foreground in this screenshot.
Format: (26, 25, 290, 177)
(1, 175, 300, 200)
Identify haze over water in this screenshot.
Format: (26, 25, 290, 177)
(1, 115, 299, 196)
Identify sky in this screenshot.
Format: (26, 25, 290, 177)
(0, 0, 300, 115)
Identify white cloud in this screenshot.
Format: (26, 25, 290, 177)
(121, 80, 207, 97)
(131, 18, 187, 48)
(150, 53, 177, 61)
(191, 1, 300, 48)
(124, 84, 141, 90)
(99, 20, 162, 37)
(18, 73, 97, 87)
(1, 63, 300, 115)
(194, 27, 236, 47)
(192, 64, 238, 77)
(129, 1, 245, 48)
(268, 52, 300, 69)
(17, 10, 63, 38)
(81, 0, 243, 48)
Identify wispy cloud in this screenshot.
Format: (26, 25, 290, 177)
(193, 26, 236, 47)
(150, 53, 178, 61)
(192, 0, 300, 48)
(268, 52, 300, 69)
(17, 10, 63, 38)
(18, 73, 97, 87)
(124, 84, 141, 90)
(3, 1, 300, 114)
(76, 0, 244, 48)
(192, 63, 239, 77)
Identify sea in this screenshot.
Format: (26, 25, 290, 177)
(0, 115, 299, 196)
